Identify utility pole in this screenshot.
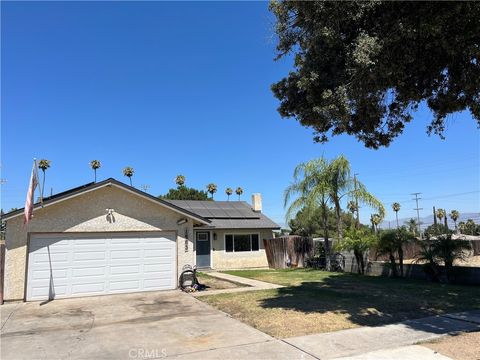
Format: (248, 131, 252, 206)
(354, 173, 360, 229)
(412, 193, 423, 239)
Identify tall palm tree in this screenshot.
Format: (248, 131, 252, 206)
(225, 187, 233, 201)
(449, 210, 460, 231)
(38, 159, 51, 198)
(175, 175, 185, 188)
(370, 213, 382, 234)
(327, 155, 385, 240)
(284, 158, 333, 269)
(90, 160, 101, 183)
(206, 183, 217, 199)
(392, 202, 401, 228)
(123, 167, 134, 186)
(235, 187, 243, 200)
(436, 208, 446, 224)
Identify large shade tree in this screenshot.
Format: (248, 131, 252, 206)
(270, 1, 480, 149)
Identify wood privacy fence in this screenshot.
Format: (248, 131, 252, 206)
(263, 236, 313, 269)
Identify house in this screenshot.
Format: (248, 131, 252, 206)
(1, 178, 279, 301)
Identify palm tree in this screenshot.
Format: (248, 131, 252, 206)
(370, 213, 382, 234)
(175, 175, 186, 188)
(433, 234, 471, 282)
(449, 210, 460, 231)
(123, 167, 134, 186)
(406, 218, 418, 237)
(458, 221, 466, 234)
(327, 155, 385, 240)
(38, 159, 51, 197)
(347, 201, 358, 217)
(225, 187, 233, 201)
(392, 202, 401, 228)
(235, 187, 244, 200)
(90, 160, 101, 183)
(436, 208, 446, 224)
(284, 158, 333, 269)
(206, 183, 217, 199)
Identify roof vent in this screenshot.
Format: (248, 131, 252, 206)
(252, 193, 262, 213)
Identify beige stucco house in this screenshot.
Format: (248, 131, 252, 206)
(2, 178, 279, 301)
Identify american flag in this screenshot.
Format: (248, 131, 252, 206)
(24, 160, 39, 224)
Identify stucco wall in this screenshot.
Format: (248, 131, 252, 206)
(208, 229, 273, 269)
(4, 185, 196, 301)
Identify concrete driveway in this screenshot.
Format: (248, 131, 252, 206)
(1, 291, 312, 360)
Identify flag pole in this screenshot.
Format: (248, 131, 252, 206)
(34, 158, 43, 207)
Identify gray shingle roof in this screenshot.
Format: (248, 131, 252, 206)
(164, 200, 280, 229)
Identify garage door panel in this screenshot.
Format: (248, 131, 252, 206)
(109, 264, 141, 275)
(110, 249, 142, 259)
(27, 232, 177, 301)
(73, 251, 106, 261)
(72, 266, 106, 277)
(71, 283, 105, 295)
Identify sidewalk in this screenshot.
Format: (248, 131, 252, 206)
(284, 311, 480, 359)
(193, 271, 283, 297)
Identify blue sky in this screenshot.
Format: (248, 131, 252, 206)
(2, 1, 479, 227)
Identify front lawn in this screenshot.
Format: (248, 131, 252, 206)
(200, 269, 480, 338)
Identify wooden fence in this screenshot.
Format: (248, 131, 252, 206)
(263, 236, 313, 269)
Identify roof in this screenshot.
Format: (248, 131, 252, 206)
(165, 200, 280, 229)
(2, 178, 210, 225)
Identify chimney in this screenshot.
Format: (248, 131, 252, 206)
(252, 193, 262, 212)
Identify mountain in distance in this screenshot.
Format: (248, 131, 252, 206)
(380, 212, 479, 230)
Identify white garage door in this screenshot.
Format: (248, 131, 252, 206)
(26, 232, 177, 301)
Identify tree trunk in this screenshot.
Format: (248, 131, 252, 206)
(395, 212, 399, 228)
(322, 202, 331, 271)
(94, 169, 97, 183)
(398, 247, 404, 277)
(354, 249, 362, 274)
(129, 177, 132, 186)
(334, 199, 342, 241)
(41, 170, 46, 198)
(389, 252, 398, 277)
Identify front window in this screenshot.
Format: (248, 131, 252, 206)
(225, 234, 259, 252)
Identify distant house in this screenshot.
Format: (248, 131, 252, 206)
(2, 178, 279, 301)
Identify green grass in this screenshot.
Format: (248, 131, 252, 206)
(200, 269, 480, 338)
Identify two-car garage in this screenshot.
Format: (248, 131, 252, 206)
(26, 232, 177, 301)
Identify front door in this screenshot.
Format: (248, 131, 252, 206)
(196, 232, 211, 268)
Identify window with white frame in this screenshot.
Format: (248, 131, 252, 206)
(225, 234, 259, 252)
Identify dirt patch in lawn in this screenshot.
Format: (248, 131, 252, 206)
(422, 331, 480, 360)
(200, 269, 480, 338)
(196, 273, 246, 291)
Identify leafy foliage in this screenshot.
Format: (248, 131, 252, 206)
(38, 159, 51, 171)
(206, 183, 218, 199)
(90, 160, 101, 170)
(336, 228, 376, 274)
(235, 187, 244, 200)
(159, 186, 210, 201)
(123, 166, 134, 186)
(175, 175, 186, 187)
(225, 187, 233, 200)
(270, 1, 480, 148)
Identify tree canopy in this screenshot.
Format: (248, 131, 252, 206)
(159, 186, 210, 201)
(270, 1, 480, 148)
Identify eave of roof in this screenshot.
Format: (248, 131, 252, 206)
(1, 178, 210, 225)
